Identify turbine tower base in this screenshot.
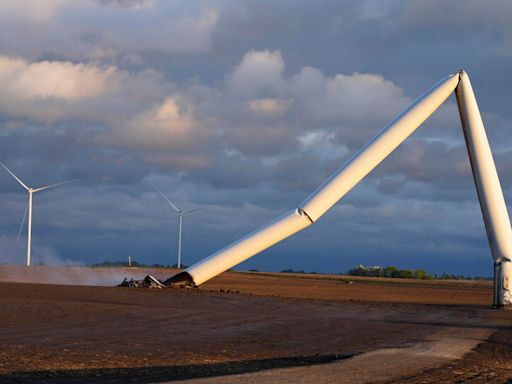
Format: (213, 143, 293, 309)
(494, 260, 512, 308)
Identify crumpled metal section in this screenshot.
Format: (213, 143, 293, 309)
(118, 275, 166, 289)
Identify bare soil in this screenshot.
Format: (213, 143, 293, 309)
(0, 265, 511, 383)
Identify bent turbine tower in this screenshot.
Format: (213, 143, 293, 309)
(166, 70, 512, 307)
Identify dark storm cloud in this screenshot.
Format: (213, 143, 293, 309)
(0, 0, 511, 275)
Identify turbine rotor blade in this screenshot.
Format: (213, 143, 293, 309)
(183, 208, 201, 215)
(17, 202, 28, 241)
(0, 162, 29, 191)
(154, 186, 180, 213)
(32, 179, 78, 193)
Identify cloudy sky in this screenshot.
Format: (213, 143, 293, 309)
(1, 0, 511, 276)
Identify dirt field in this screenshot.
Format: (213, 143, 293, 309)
(0, 265, 511, 383)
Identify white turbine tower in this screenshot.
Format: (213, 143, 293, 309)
(0, 162, 75, 267)
(155, 187, 199, 269)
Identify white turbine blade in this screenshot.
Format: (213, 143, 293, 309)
(183, 208, 201, 215)
(32, 179, 77, 193)
(154, 186, 180, 213)
(17, 202, 28, 241)
(0, 162, 29, 191)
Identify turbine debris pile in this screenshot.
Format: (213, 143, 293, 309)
(118, 272, 196, 289)
(118, 275, 166, 289)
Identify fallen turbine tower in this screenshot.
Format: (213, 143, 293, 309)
(163, 70, 512, 308)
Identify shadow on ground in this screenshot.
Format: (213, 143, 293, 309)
(1, 353, 356, 384)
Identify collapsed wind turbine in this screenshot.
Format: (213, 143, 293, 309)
(164, 70, 512, 308)
(0, 162, 75, 267)
(155, 187, 199, 268)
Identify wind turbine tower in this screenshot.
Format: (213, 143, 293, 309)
(155, 188, 199, 269)
(164, 70, 512, 308)
(0, 162, 74, 267)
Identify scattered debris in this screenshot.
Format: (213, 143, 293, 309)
(118, 272, 197, 289)
(219, 288, 240, 294)
(118, 275, 166, 289)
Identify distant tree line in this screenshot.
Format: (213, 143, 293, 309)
(280, 269, 317, 274)
(347, 265, 490, 280)
(347, 265, 431, 279)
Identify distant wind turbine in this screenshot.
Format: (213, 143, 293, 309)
(0, 162, 76, 267)
(155, 187, 200, 269)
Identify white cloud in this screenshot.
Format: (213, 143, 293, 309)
(0, 56, 165, 123)
(114, 96, 199, 148)
(291, 70, 409, 128)
(222, 50, 412, 154)
(229, 50, 286, 97)
(96, 95, 212, 167)
(248, 98, 293, 116)
(0, 57, 115, 100)
(298, 131, 348, 161)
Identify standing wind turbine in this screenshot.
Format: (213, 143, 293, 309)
(155, 187, 199, 269)
(0, 162, 75, 267)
